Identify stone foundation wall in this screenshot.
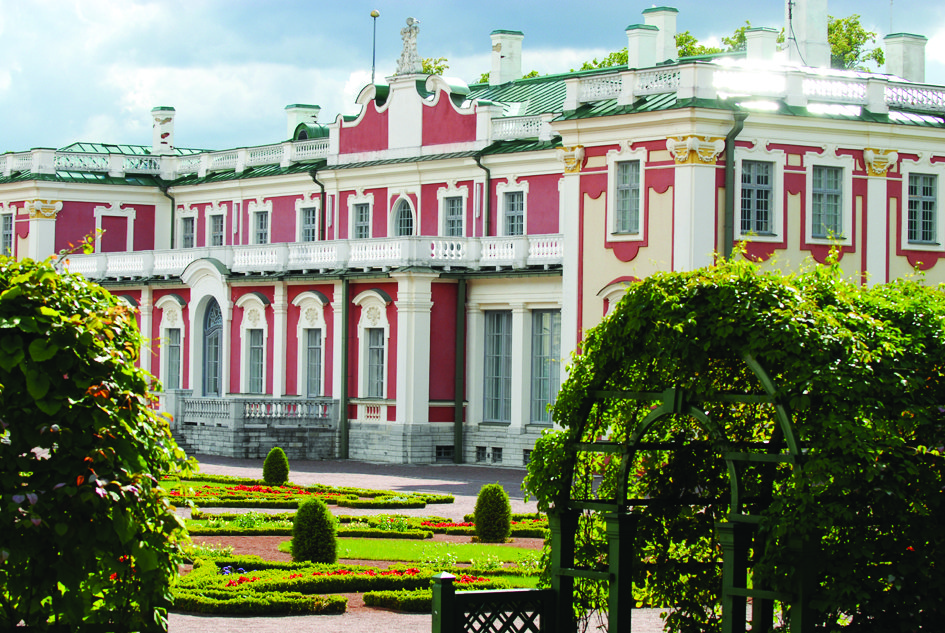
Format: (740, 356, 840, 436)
(172, 422, 335, 460)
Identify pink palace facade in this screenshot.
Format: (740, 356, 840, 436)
(2, 1, 944, 465)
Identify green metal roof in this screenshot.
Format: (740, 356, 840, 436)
(59, 142, 205, 156)
(0, 170, 163, 186)
(169, 159, 326, 186)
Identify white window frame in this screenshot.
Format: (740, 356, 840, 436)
(735, 146, 787, 242)
(247, 199, 272, 245)
(606, 144, 648, 243)
(0, 209, 14, 257)
(483, 310, 513, 423)
(805, 152, 855, 245)
(352, 289, 390, 400)
(292, 291, 328, 397)
(295, 193, 320, 242)
(156, 294, 187, 391)
(437, 181, 469, 237)
(348, 190, 374, 240)
(390, 195, 417, 237)
(496, 175, 529, 237)
(899, 158, 945, 253)
(94, 202, 137, 252)
(530, 308, 561, 425)
(181, 216, 196, 249)
(206, 201, 227, 247)
(236, 293, 270, 394)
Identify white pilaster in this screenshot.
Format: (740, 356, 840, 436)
(139, 287, 153, 374)
(272, 283, 288, 396)
(392, 271, 437, 425)
(26, 200, 62, 261)
(510, 304, 529, 432)
(332, 280, 344, 399)
(865, 176, 889, 285)
(559, 168, 581, 378)
(465, 307, 484, 426)
(672, 163, 719, 271)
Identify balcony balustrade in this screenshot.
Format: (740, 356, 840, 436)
(64, 234, 563, 280)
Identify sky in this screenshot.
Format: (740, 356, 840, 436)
(2, 0, 944, 154)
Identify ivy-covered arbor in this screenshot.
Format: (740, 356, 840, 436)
(525, 258, 945, 632)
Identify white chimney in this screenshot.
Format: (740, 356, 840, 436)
(746, 27, 779, 61)
(285, 104, 321, 140)
(626, 24, 658, 69)
(151, 106, 175, 155)
(642, 6, 678, 63)
(490, 30, 524, 85)
(884, 33, 927, 83)
(784, 0, 830, 68)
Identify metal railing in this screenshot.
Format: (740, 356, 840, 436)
(432, 573, 556, 633)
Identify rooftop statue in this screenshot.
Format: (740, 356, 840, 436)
(396, 17, 422, 75)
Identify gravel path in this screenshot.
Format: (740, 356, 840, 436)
(169, 455, 668, 633)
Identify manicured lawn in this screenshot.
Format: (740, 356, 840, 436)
(278, 537, 540, 565)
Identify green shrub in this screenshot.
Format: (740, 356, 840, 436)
(473, 483, 512, 543)
(262, 447, 290, 486)
(291, 498, 337, 563)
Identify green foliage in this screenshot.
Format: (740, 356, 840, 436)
(525, 257, 945, 631)
(363, 589, 433, 612)
(171, 588, 346, 615)
(291, 498, 338, 564)
(828, 14, 885, 70)
(262, 446, 290, 485)
(422, 57, 449, 75)
(675, 32, 723, 58)
(0, 257, 193, 629)
(474, 483, 513, 543)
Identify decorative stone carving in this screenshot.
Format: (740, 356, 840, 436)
(666, 135, 725, 164)
(863, 148, 899, 177)
(246, 308, 261, 327)
(365, 305, 382, 326)
(557, 145, 585, 174)
(303, 306, 319, 327)
(396, 17, 422, 75)
(165, 309, 179, 327)
(27, 199, 63, 219)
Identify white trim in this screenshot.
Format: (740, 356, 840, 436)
(898, 156, 945, 253)
(606, 143, 647, 242)
(292, 291, 329, 396)
(295, 192, 321, 242)
(352, 289, 390, 400)
(437, 181, 469, 237)
(156, 294, 186, 390)
(734, 143, 787, 242)
(348, 189, 375, 239)
(804, 150, 855, 245)
(236, 293, 269, 394)
(93, 202, 137, 251)
(389, 194, 417, 237)
(495, 175, 529, 237)
(206, 201, 228, 247)
(247, 198, 273, 245)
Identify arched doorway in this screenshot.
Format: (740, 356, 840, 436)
(203, 298, 222, 396)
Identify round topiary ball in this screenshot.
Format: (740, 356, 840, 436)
(262, 446, 290, 486)
(291, 498, 338, 563)
(474, 482, 512, 543)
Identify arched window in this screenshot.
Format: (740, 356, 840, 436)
(395, 199, 414, 236)
(203, 298, 222, 396)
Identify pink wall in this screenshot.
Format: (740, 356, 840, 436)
(420, 184, 439, 235)
(422, 96, 476, 146)
(270, 195, 300, 244)
(55, 201, 97, 253)
(524, 174, 561, 234)
(100, 216, 127, 252)
(339, 105, 388, 154)
(133, 205, 155, 251)
(428, 282, 458, 401)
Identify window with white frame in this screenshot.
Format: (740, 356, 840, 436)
(908, 173, 937, 244)
(304, 328, 323, 396)
(301, 207, 318, 242)
(157, 294, 187, 392)
(812, 165, 843, 238)
(354, 203, 370, 239)
(293, 291, 328, 397)
(210, 214, 225, 246)
(254, 211, 269, 244)
(247, 329, 264, 394)
(615, 161, 641, 234)
(366, 328, 385, 398)
(483, 310, 512, 422)
(181, 216, 195, 248)
(531, 309, 561, 424)
(353, 289, 390, 400)
(393, 199, 415, 237)
(445, 196, 464, 237)
(504, 191, 524, 236)
(1, 213, 13, 256)
(741, 161, 773, 234)
(166, 328, 182, 390)
(237, 293, 269, 395)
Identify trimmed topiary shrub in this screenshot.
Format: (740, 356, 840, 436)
(291, 498, 337, 563)
(473, 483, 512, 543)
(262, 446, 290, 485)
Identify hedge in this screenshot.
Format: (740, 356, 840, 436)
(336, 497, 427, 509)
(172, 589, 346, 615)
(363, 579, 510, 613)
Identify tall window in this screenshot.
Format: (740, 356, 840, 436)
(301, 207, 318, 242)
(812, 166, 842, 238)
(615, 160, 641, 233)
(305, 328, 323, 396)
(1, 214, 12, 256)
(166, 328, 181, 390)
(531, 310, 561, 424)
(210, 215, 224, 246)
(254, 211, 269, 244)
(354, 203, 370, 239)
(445, 196, 464, 237)
(203, 299, 222, 397)
(395, 200, 414, 236)
(741, 161, 772, 234)
(248, 329, 264, 394)
(908, 173, 937, 244)
(182, 217, 195, 248)
(366, 328, 385, 398)
(504, 191, 524, 236)
(483, 311, 512, 422)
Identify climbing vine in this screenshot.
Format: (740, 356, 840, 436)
(525, 256, 944, 632)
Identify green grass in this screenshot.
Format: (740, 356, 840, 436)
(277, 537, 540, 565)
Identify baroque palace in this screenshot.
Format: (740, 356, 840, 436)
(2, 1, 943, 465)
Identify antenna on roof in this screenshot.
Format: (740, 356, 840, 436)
(371, 10, 380, 84)
(786, 0, 808, 66)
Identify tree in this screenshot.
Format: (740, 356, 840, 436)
(828, 14, 885, 70)
(676, 31, 723, 57)
(0, 256, 192, 629)
(422, 56, 449, 75)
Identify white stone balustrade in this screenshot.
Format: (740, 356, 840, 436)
(64, 234, 564, 280)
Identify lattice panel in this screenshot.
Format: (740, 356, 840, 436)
(461, 597, 546, 633)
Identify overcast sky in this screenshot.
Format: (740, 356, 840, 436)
(2, 0, 943, 153)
